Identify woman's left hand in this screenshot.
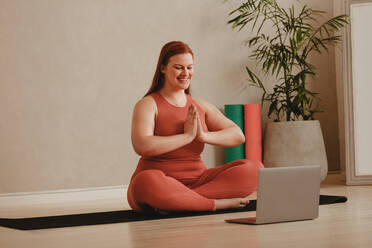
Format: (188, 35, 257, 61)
(192, 99, 245, 147)
(196, 110, 208, 143)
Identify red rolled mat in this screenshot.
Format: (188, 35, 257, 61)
(244, 104, 262, 162)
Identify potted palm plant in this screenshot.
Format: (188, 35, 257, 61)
(228, 0, 348, 181)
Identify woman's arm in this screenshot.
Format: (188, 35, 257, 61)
(131, 96, 198, 157)
(194, 98, 245, 147)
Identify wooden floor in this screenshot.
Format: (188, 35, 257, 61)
(1, 174, 372, 248)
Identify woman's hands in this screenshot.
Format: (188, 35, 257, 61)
(184, 105, 198, 139)
(196, 109, 207, 143)
(184, 104, 207, 143)
(189, 98, 246, 147)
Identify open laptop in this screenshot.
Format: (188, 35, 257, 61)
(225, 165, 321, 225)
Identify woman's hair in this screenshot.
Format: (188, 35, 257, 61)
(144, 41, 194, 96)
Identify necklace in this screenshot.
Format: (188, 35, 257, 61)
(169, 97, 186, 106)
(160, 93, 186, 107)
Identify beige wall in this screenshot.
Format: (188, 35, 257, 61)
(334, 0, 346, 176)
(0, 0, 340, 194)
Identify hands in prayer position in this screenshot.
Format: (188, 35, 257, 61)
(184, 104, 207, 143)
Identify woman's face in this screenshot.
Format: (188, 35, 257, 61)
(161, 53, 194, 91)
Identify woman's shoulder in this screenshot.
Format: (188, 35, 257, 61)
(134, 95, 157, 113)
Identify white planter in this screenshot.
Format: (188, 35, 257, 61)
(263, 120, 328, 181)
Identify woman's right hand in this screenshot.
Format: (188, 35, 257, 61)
(132, 97, 200, 157)
(184, 105, 198, 139)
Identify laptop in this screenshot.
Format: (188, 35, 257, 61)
(225, 165, 321, 225)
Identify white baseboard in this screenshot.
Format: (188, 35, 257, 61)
(328, 170, 341, 174)
(0, 185, 129, 208)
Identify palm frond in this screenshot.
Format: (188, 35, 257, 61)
(227, 0, 349, 121)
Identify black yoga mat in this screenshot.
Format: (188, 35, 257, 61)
(0, 195, 347, 230)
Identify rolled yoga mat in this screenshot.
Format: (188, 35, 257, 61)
(224, 104, 245, 163)
(0, 195, 347, 230)
(244, 104, 262, 162)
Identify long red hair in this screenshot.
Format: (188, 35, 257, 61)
(145, 41, 194, 96)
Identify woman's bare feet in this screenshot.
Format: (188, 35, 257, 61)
(213, 196, 250, 211)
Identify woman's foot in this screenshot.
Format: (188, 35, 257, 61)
(213, 196, 250, 211)
(154, 208, 169, 216)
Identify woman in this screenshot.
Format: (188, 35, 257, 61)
(127, 41, 264, 213)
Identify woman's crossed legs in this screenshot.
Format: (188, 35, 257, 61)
(127, 159, 264, 213)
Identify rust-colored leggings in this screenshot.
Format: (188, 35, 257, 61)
(127, 159, 264, 212)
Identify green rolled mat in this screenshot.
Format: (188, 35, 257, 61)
(224, 104, 245, 163)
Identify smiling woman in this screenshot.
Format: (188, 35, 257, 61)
(145, 41, 194, 97)
(157, 53, 194, 107)
(127, 41, 264, 214)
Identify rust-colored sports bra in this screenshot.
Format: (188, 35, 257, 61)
(130, 92, 209, 185)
